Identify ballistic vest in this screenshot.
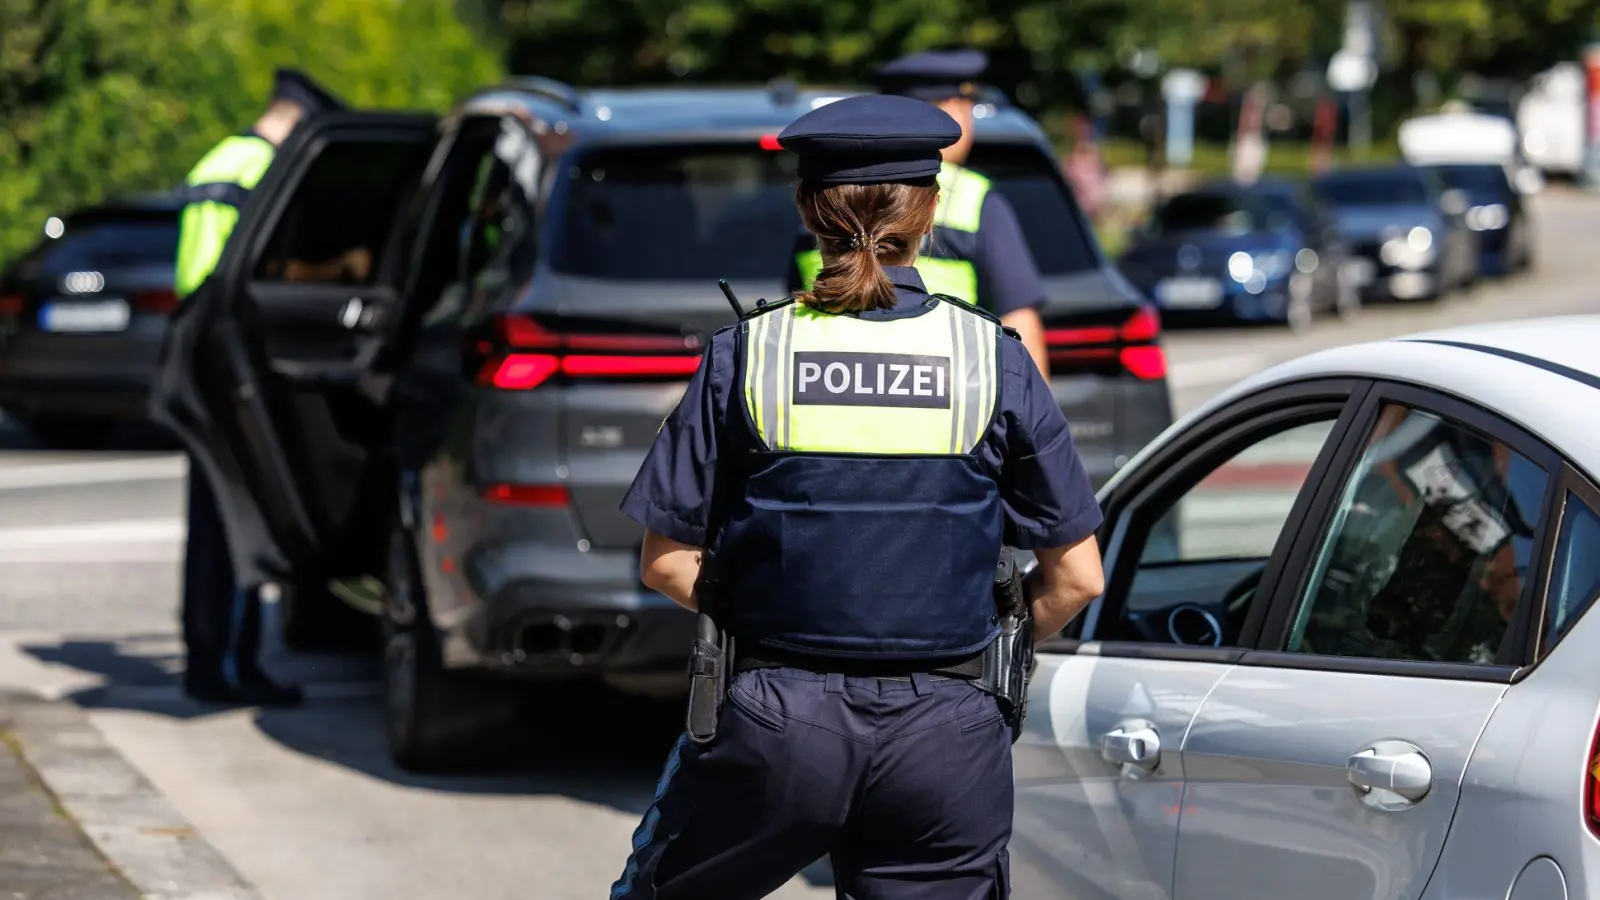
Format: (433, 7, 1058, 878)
(174, 134, 276, 298)
(793, 161, 991, 308)
(719, 294, 1006, 660)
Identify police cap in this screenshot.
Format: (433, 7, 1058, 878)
(871, 49, 988, 103)
(272, 68, 346, 116)
(776, 95, 960, 185)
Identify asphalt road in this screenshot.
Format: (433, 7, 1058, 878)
(3, 187, 1599, 899)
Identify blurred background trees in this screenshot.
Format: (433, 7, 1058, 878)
(4, 0, 1600, 261)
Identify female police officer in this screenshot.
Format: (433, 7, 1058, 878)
(611, 94, 1106, 900)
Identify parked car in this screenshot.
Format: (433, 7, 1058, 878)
(1311, 165, 1480, 302)
(148, 77, 1173, 770)
(1399, 111, 1537, 276)
(1011, 313, 1600, 900)
(1518, 63, 1584, 178)
(0, 194, 182, 443)
(1117, 178, 1361, 330)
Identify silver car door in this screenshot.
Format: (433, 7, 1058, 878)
(1011, 381, 1367, 900)
(1174, 385, 1559, 900)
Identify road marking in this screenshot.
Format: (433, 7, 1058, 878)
(0, 456, 186, 491)
(1165, 353, 1270, 390)
(0, 518, 185, 545)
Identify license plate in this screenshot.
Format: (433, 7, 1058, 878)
(38, 299, 130, 333)
(1154, 277, 1224, 309)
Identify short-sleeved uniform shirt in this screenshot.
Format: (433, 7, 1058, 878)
(621, 265, 1101, 551)
(784, 178, 1049, 319)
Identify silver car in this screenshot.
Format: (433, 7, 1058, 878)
(1013, 314, 1600, 900)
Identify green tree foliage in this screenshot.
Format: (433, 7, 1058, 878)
(0, 0, 502, 265)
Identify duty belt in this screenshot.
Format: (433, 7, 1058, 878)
(733, 646, 987, 682)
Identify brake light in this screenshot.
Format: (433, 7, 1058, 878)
(1587, 715, 1600, 838)
(759, 134, 783, 151)
(1044, 304, 1166, 380)
(0, 294, 21, 316)
(478, 314, 703, 389)
(131, 289, 180, 313)
(481, 483, 571, 506)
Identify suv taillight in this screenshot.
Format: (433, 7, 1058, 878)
(476, 314, 703, 390)
(1587, 716, 1600, 838)
(1044, 304, 1167, 380)
(0, 293, 22, 317)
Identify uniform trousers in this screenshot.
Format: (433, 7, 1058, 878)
(611, 666, 1014, 900)
(180, 459, 263, 684)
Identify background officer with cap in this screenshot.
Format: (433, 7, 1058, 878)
(788, 48, 1054, 378)
(173, 67, 362, 706)
(612, 93, 1105, 899)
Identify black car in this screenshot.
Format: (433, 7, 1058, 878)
(1310, 166, 1480, 303)
(1118, 178, 1360, 331)
(0, 195, 182, 442)
(1413, 162, 1533, 276)
(150, 78, 1173, 770)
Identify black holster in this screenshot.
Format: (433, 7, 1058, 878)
(685, 552, 733, 745)
(973, 549, 1035, 743)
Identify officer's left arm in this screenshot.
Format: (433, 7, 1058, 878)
(973, 192, 1050, 379)
(995, 344, 1107, 638)
(619, 333, 730, 612)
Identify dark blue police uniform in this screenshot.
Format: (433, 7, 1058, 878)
(612, 95, 1101, 900)
(786, 49, 1049, 320)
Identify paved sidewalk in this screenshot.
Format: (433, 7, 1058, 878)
(0, 719, 135, 899)
(0, 692, 263, 900)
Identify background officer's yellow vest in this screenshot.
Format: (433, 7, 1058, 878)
(793, 161, 990, 307)
(174, 135, 276, 298)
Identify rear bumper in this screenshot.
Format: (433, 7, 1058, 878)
(431, 535, 695, 689)
(0, 330, 161, 421)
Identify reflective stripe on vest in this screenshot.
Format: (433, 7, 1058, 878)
(741, 298, 1000, 456)
(175, 181, 253, 210)
(791, 162, 991, 308)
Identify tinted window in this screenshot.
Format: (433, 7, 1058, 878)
(965, 143, 1098, 274)
(11, 211, 178, 281)
(1287, 404, 1548, 664)
(1425, 165, 1512, 197)
(1313, 173, 1431, 206)
(552, 144, 801, 281)
(254, 139, 433, 285)
(1148, 193, 1258, 235)
(1544, 494, 1600, 650)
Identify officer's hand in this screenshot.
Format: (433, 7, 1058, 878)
(341, 247, 373, 282)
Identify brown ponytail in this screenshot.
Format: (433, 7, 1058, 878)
(793, 180, 940, 314)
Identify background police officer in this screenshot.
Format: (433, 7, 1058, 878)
(788, 49, 1054, 378)
(173, 68, 360, 706)
(613, 94, 1105, 899)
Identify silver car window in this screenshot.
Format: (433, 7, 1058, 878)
(1286, 403, 1548, 664)
(1543, 494, 1600, 651)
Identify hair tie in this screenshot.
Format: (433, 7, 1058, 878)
(848, 232, 867, 250)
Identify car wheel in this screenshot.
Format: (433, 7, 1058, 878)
(383, 521, 517, 773)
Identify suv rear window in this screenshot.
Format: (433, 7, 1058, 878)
(551, 139, 1098, 281)
(11, 209, 179, 282)
(553, 143, 801, 280)
(964, 142, 1098, 275)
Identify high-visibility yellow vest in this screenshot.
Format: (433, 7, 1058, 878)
(793, 161, 991, 308)
(174, 135, 276, 298)
(720, 294, 1006, 660)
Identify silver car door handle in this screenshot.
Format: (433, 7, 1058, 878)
(1347, 741, 1432, 802)
(1101, 720, 1161, 769)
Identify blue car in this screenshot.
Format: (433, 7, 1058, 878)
(1414, 162, 1533, 276)
(1311, 166, 1481, 303)
(1118, 179, 1361, 331)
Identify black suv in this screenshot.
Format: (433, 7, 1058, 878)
(152, 77, 1172, 770)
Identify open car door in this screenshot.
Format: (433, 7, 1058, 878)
(151, 111, 438, 647)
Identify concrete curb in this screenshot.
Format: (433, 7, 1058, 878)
(0, 691, 265, 900)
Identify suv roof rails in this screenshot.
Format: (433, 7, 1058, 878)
(481, 76, 584, 113)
